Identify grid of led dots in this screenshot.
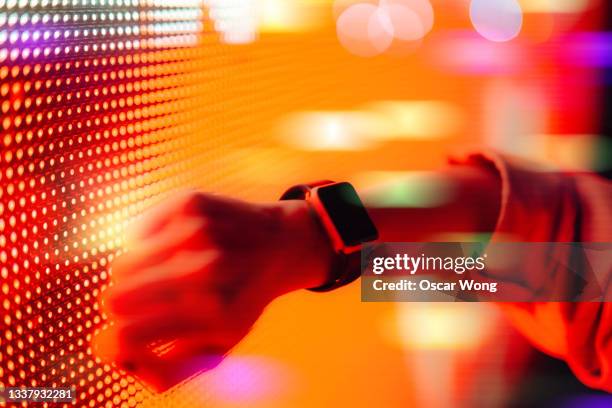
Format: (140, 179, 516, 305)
(0, 1, 255, 406)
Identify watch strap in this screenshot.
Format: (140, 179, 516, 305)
(279, 180, 334, 200)
(280, 180, 364, 292)
(307, 250, 362, 292)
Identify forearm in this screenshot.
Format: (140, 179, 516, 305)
(366, 165, 502, 242)
(279, 164, 502, 292)
(275, 199, 335, 291)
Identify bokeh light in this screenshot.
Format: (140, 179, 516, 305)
(383, 5, 424, 41)
(382, 303, 497, 350)
(380, 0, 434, 35)
(470, 0, 523, 42)
(278, 111, 378, 150)
(427, 31, 525, 74)
(206, 0, 258, 43)
(336, 3, 395, 57)
(335, 0, 435, 56)
(520, 0, 592, 13)
(362, 100, 463, 140)
(356, 171, 455, 208)
(277, 101, 462, 150)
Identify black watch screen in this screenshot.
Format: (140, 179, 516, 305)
(317, 182, 379, 247)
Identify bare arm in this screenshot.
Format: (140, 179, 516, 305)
(367, 165, 501, 242)
(95, 164, 501, 390)
(96, 152, 612, 393)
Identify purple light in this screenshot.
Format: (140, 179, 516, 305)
(563, 32, 612, 68)
(200, 356, 296, 404)
(560, 394, 612, 408)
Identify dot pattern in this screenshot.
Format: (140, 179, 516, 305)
(0, 1, 253, 407)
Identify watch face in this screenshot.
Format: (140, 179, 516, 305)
(317, 182, 378, 247)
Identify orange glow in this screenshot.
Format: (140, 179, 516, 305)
(0, 0, 606, 406)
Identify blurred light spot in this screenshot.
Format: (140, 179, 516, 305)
(257, 0, 323, 32)
(563, 32, 612, 68)
(381, 3, 425, 43)
(520, 0, 591, 13)
(203, 356, 296, 405)
(278, 112, 379, 150)
(335, 0, 434, 56)
(206, 0, 258, 44)
(208, 0, 328, 41)
(534, 134, 612, 172)
(363, 100, 464, 140)
(382, 303, 497, 350)
(470, 0, 523, 42)
(380, 0, 434, 35)
(428, 31, 525, 74)
(258, 0, 299, 31)
(279, 101, 462, 150)
(355, 171, 455, 208)
(336, 3, 395, 57)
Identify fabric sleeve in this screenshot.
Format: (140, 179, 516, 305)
(451, 151, 612, 392)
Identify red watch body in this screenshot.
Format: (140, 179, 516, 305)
(280, 181, 378, 291)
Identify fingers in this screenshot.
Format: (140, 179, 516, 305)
(127, 190, 204, 243)
(128, 190, 242, 243)
(94, 309, 239, 374)
(115, 324, 238, 371)
(95, 301, 232, 364)
(116, 313, 213, 347)
(107, 250, 220, 316)
(94, 323, 228, 392)
(112, 216, 212, 283)
(107, 279, 222, 321)
(101, 311, 238, 361)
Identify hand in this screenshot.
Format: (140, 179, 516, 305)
(94, 191, 333, 391)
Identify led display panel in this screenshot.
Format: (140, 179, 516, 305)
(0, 1, 256, 406)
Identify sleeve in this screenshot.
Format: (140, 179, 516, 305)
(451, 150, 612, 392)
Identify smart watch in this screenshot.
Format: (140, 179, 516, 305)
(280, 181, 379, 291)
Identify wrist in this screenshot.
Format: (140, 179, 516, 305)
(270, 200, 335, 293)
